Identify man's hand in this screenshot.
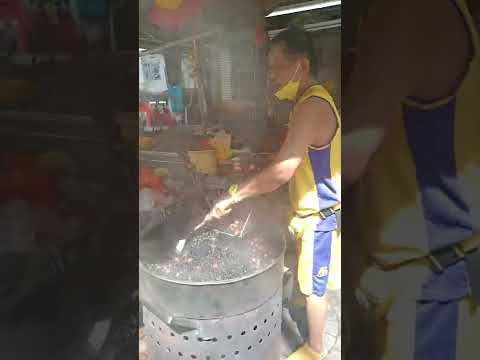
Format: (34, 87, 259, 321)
(208, 194, 236, 220)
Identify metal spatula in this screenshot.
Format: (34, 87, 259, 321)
(175, 214, 215, 254)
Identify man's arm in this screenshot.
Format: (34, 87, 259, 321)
(206, 97, 337, 219)
(235, 98, 337, 202)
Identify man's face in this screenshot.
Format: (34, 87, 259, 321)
(268, 45, 299, 93)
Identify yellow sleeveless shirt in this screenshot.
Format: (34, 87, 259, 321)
(354, 0, 480, 265)
(289, 85, 341, 219)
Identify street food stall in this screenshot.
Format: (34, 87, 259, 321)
(138, 1, 341, 359)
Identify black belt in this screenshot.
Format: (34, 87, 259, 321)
(295, 205, 341, 219)
(376, 234, 478, 273)
(375, 234, 480, 303)
(378, 243, 475, 273)
(426, 244, 473, 273)
(427, 243, 480, 303)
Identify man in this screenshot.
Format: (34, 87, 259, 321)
(343, 0, 480, 359)
(206, 27, 341, 359)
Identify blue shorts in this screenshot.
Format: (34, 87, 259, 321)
(290, 214, 341, 297)
(357, 261, 479, 359)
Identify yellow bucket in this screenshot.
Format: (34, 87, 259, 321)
(209, 133, 232, 161)
(155, 0, 183, 10)
(139, 136, 154, 150)
(188, 149, 218, 176)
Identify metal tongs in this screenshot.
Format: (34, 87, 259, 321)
(175, 208, 253, 254)
(215, 209, 252, 238)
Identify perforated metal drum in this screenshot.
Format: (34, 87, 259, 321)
(143, 288, 282, 360)
(140, 198, 286, 359)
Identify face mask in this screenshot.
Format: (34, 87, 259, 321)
(274, 63, 301, 101)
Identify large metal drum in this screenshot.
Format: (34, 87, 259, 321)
(139, 241, 285, 319)
(142, 288, 283, 360)
(139, 201, 286, 360)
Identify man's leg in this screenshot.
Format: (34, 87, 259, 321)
(308, 226, 340, 354)
(306, 293, 328, 354)
(289, 225, 336, 359)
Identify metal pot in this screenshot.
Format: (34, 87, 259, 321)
(140, 248, 284, 321)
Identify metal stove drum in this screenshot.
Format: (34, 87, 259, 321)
(139, 212, 286, 360)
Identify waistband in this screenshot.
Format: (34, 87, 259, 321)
(293, 203, 341, 220)
(373, 233, 479, 273)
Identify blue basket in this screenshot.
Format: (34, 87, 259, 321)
(168, 85, 185, 113)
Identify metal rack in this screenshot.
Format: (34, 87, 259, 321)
(268, 18, 341, 38)
(139, 30, 218, 56)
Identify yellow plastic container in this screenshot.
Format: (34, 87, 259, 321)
(208, 133, 232, 161)
(139, 136, 154, 150)
(155, 0, 183, 10)
(188, 149, 218, 176)
(154, 167, 169, 177)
